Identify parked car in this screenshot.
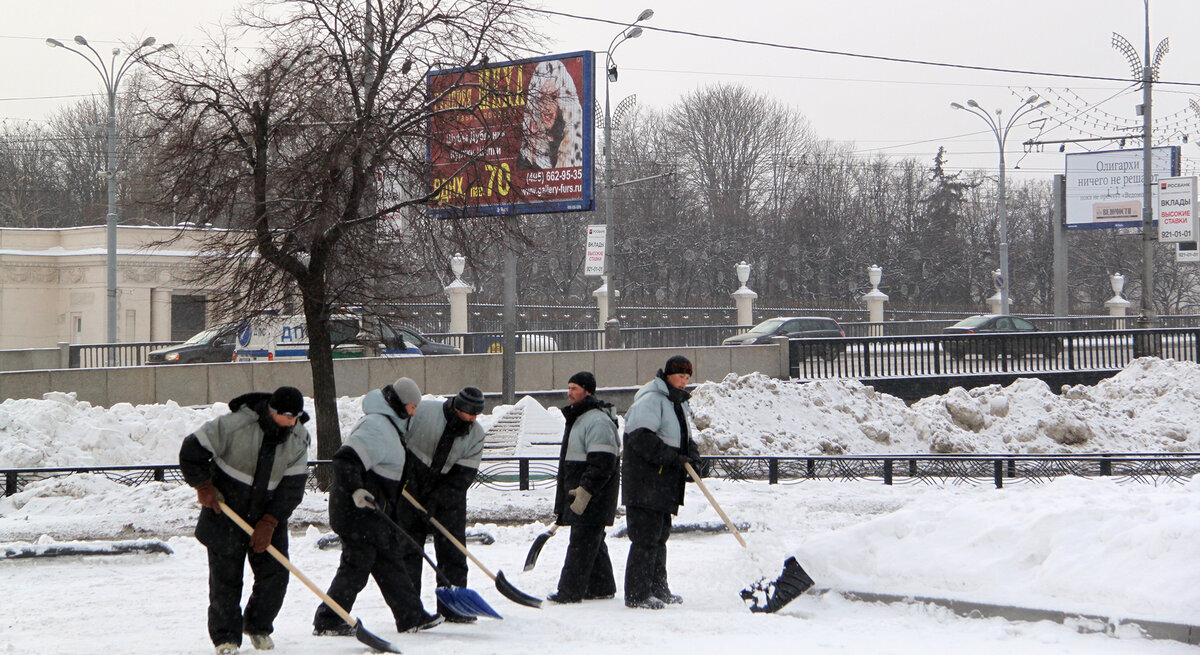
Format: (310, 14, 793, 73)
(942, 314, 1062, 359)
(388, 324, 461, 355)
(146, 325, 239, 365)
(723, 316, 846, 360)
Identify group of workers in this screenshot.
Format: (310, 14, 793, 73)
(179, 354, 699, 655)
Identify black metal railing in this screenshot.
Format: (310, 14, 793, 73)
(6, 453, 1199, 498)
(787, 328, 1200, 380)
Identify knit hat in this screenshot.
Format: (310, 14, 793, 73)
(663, 355, 693, 377)
(567, 371, 596, 394)
(269, 386, 304, 416)
(453, 386, 485, 415)
(391, 377, 422, 406)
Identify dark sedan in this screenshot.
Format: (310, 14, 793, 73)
(723, 316, 846, 360)
(389, 324, 460, 355)
(942, 314, 1062, 359)
(146, 325, 239, 364)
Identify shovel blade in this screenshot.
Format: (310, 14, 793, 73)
(522, 529, 555, 572)
(353, 619, 403, 653)
(740, 557, 815, 614)
(436, 586, 503, 620)
(495, 569, 543, 608)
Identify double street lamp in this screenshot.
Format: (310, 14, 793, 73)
(602, 8, 653, 328)
(46, 35, 173, 347)
(951, 95, 1049, 315)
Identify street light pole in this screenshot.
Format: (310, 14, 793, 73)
(602, 9, 653, 336)
(46, 35, 173, 349)
(951, 96, 1049, 315)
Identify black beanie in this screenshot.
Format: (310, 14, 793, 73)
(453, 386, 485, 415)
(269, 386, 304, 416)
(568, 371, 597, 394)
(664, 355, 693, 376)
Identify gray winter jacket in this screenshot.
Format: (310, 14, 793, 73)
(620, 374, 696, 514)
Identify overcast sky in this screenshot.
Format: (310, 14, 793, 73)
(6, 0, 1200, 182)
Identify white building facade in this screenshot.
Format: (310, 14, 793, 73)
(0, 225, 225, 348)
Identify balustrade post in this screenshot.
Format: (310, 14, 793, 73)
(731, 261, 757, 329)
(863, 265, 888, 336)
(445, 253, 472, 346)
(1104, 272, 1130, 328)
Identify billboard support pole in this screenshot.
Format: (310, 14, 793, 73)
(502, 216, 517, 405)
(1052, 174, 1068, 316)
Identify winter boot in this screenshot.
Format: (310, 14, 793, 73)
(654, 592, 683, 605)
(312, 623, 355, 637)
(215, 643, 239, 655)
(547, 592, 582, 604)
(624, 596, 666, 610)
(439, 604, 477, 624)
(245, 633, 274, 650)
(399, 611, 445, 633)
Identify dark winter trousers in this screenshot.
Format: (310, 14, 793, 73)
(314, 535, 427, 632)
(555, 524, 616, 601)
(624, 506, 673, 602)
(395, 499, 468, 617)
(205, 538, 289, 646)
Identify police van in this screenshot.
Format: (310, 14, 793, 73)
(234, 313, 421, 361)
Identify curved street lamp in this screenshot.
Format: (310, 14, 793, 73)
(46, 35, 174, 349)
(601, 9, 653, 335)
(950, 95, 1049, 315)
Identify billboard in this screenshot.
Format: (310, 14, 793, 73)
(1064, 146, 1180, 229)
(1157, 176, 1196, 243)
(427, 51, 595, 218)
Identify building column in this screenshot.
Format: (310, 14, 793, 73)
(150, 288, 172, 342)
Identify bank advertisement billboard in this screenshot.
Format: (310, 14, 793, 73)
(1064, 146, 1180, 230)
(427, 51, 595, 218)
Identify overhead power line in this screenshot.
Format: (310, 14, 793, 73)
(529, 7, 1200, 88)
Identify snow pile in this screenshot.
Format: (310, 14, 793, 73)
(690, 358, 1200, 455)
(0, 393, 226, 468)
(796, 475, 1200, 624)
(3, 358, 1199, 469)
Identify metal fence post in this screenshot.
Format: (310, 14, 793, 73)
(883, 459, 893, 486)
(993, 460, 1003, 489)
(1099, 456, 1112, 477)
(5, 471, 16, 496)
(768, 458, 778, 485)
(519, 458, 530, 491)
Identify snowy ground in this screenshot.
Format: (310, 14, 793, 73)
(2, 357, 1200, 654)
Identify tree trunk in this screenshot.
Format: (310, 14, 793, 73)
(302, 290, 339, 490)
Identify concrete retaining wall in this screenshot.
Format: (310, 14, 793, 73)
(0, 344, 783, 407)
(0, 347, 61, 373)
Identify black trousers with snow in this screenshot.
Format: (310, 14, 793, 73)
(394, 499, 469, 617)
(205, 536, 290, 646)
(555, 524, 616, 601)
(314, 535, 427, 632)
(623, 505, 674, 602)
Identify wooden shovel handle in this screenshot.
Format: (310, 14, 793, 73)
(218, 501, 358, 628)
(401, 488, 499, 582)
(684, 462, 748, 548)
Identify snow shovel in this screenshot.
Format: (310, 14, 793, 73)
(370, 504, 502, 619)
(522, 523, 560, 572)
(218, 501, 401, 654)
(683, 462, 815, 614)
(400, 488, 542, 609)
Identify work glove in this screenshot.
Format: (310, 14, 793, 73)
(567, 486, 592, 515)
(196, 480, 223, 513)
(251, 514, 279, 553)
(352, 488, 376, 509)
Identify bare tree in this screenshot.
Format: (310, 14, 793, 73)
(139, 0, 538, 460)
